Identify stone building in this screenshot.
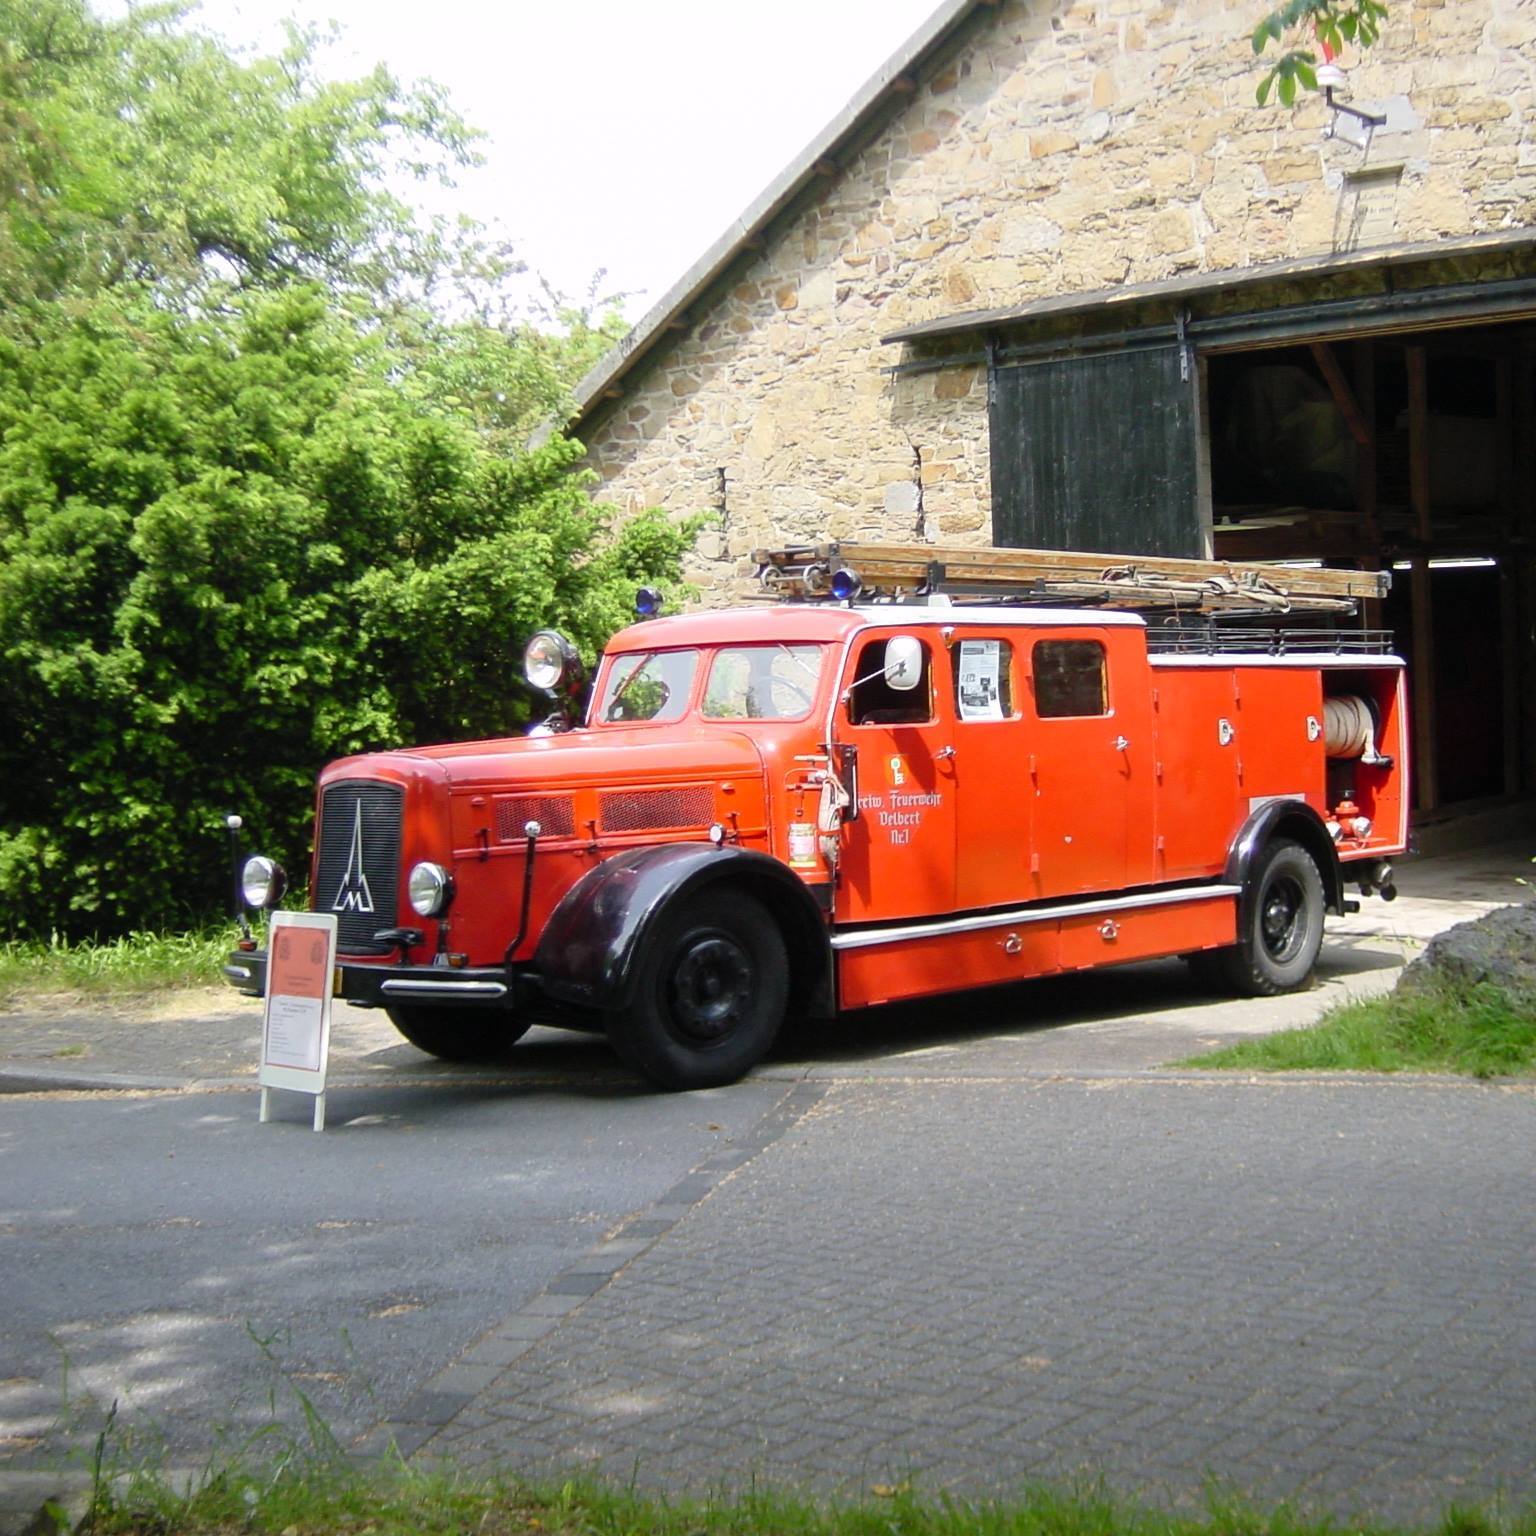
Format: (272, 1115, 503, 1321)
(569, 0, 1536, 828)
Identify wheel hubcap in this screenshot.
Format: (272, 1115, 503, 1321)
(1260, 876, 1304, 961)
(668, 933, 753, 1042)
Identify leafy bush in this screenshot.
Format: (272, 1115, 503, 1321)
(0, 285, 691, 938)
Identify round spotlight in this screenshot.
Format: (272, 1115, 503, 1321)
(635, 585, 663, 617)
(407, 861, 454, 918)
(829, 567, 863, 602)
(240, 855, 287, 911)
(524, 629, 578, 692)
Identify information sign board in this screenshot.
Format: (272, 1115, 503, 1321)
(258, 911, 338, 1131)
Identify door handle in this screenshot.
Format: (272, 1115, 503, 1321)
(1112, 735, 1130, 752)
(935, 745, 956, 760)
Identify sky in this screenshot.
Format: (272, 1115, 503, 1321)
(183, 0, 944, 318)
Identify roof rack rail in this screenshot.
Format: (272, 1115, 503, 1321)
(1146, 624, 1396, 656)
(752, 541, 1389, 617)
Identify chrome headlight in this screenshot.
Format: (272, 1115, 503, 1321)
(240, 855, 287, 910)
(407, 860, 453, 917)
(524, 629, 579, 692)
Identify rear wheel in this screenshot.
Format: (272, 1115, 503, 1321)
(606, 889, 788, 1091)
(386, 1007, 530, 1062)
(1198, 837, 1325, 997)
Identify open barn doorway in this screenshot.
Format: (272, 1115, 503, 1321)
(1204, 325, 1536, 829)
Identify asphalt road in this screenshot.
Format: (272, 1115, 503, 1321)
(0, 1077, 786, 1522)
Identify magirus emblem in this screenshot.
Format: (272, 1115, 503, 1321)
(332, 801, 375, 914)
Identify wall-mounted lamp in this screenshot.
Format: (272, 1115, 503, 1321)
(1317, 63, 1387, 142)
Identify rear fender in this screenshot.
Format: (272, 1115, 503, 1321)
(534, 843, 834, 1016)
(1225, 800, 1344, 915)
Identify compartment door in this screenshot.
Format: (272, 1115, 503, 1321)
(1024, 629, 1152, 898)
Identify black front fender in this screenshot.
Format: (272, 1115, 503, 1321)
(534, 843, 834, 1015)
(1225, 799, 1345, 915)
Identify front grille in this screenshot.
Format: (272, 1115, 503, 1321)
(495, 794, 575, 841)
(599, 785, 713, 833)
(314, 780, 404, 954)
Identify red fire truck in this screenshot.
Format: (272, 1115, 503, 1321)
(226, 542, 1409, 1090)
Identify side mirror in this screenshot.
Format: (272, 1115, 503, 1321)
(883, 635, 924, 692)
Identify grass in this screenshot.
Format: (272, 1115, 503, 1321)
(0, 926, 236, 1008)
(55, 1447, 1536, 1536)
(1179, 980, 1536, 1079)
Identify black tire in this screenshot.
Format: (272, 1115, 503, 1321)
(606, 889, 788, 1091)
(1205, 837, 1326, 997)
(386, 1007, 530, 1063)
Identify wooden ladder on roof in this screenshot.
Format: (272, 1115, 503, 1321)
(752, 541, 1389, 615)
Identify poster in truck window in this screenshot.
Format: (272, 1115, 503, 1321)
(957, 639, 1010, 721)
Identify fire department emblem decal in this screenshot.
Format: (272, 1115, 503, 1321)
(332, 802, 375, 914)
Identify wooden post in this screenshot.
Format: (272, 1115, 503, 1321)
(1520, 362, 1536, 796)
(1405, 345, 1437, 812)
(1352, 341, 1382, 631)
(1525, 554, 1536, 797)
(1501, 561, 1521, 798)
(1406, 345, 1431, 544)
(1410, 558, 1437, 812)
(1496, 358, 1520, 798)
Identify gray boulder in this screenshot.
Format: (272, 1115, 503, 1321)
(1397, 901, 1536, 1001)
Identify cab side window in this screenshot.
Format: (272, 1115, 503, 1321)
(1033, 639, 1108, 718)
(847, 637, 933, 726)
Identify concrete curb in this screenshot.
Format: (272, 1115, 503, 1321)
(0, 1067, 191, 1095)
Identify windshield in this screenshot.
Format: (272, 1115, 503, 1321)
(702, 644, 827, 721)
(595, 649, 699, 723)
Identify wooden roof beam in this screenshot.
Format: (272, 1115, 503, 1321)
(1311, 342, 1373, 449)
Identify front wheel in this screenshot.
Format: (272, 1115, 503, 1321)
(386, 1007, 530, 1062)
(606, 889, 788, 1091)
(1200, 837, 1326, 997)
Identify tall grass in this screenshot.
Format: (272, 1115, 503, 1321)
(0, 927, 235, 1006)
(1181, 980, 1536, 1079)
(72, 1454, 1536, 1536)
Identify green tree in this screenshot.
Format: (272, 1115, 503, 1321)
(0, 285, 688, 938)
(0, 0, 493, 313)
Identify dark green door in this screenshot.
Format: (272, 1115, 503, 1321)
(989, 344, 1200, 556)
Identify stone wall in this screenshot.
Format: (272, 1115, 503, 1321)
(582, 0, 1536, 603)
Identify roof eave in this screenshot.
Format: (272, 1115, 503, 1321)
(879, 227, 1536, 346)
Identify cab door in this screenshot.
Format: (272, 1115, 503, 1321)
(833, 631, 957, 924)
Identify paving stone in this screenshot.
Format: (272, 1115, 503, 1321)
(394, 1388, 473, 1426)
(419, 1076, 1536, 1524)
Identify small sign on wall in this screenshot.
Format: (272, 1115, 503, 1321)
(258, 911, 338, 1132)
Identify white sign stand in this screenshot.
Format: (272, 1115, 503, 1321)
(258, 911, 338, 1132)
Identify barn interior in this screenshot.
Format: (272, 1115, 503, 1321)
(1206, 324, 1536, 825)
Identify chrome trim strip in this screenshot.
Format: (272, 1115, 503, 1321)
(830, 884, 1242, 951)
(1150, 654, 1405, 669)
(223, 964, 253, 981)
(379, 978, 509, 999)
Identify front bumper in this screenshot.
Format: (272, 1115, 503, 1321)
(223, 949, 530, 1011)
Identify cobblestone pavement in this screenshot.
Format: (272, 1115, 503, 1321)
(397, 1074, 1536, 1525)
